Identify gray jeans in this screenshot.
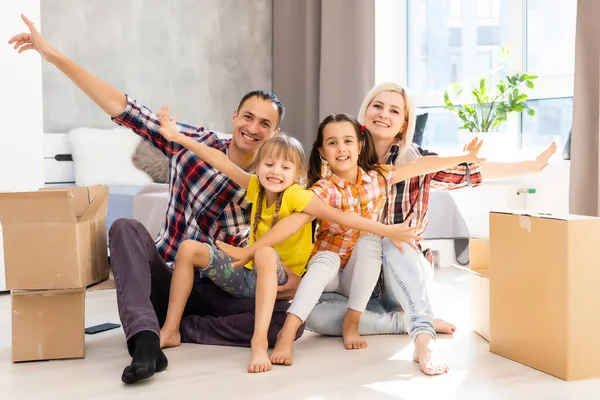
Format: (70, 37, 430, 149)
(305, 238, 436, 340)
(287, 234, 383, 322)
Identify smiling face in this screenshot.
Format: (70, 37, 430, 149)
(319, 121, 362, 181)
(255, 155, 298, 195)
(231, 96, 281, 154)
(250, 135, 306, 200)
(364, 90, 407, 143)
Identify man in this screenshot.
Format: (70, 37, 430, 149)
(8, 14, 302, 384)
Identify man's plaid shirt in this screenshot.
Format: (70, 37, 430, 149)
(112, 95, 250, 264)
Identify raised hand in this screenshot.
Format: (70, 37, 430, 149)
(8, 14, 58, 62)
(533, 141, 557, 172)
(215, 241, 254, 268)
(157, 105, 181, 142)
(463, 137, 486, 163)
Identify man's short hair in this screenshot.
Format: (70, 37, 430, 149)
(237, 90, 285, 128)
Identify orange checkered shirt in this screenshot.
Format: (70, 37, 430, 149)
(310, 165, 394, 268)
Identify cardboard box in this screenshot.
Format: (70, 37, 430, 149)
(450, 239, 490, 341)
(0, 186, 109, 290)
(468, 239, 490, 342)
(489, 211, 600, 381)
(12, 288, 85, 362)
(11, 277, 116, 363)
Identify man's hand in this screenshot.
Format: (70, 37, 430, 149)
(276, 265, 301, 301)
(215, 240, 254, 268)
(157, 105, 182, 143)
(8, 14, 59, 63)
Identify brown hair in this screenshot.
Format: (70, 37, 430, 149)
(247, 133, 307, 240)
(307, 114, 385, 188)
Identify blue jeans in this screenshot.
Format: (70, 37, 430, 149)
(305, 238, 436, 340)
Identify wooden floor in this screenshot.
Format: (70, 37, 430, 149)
(1, 267, 599, 399)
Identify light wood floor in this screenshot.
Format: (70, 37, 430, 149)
(1, 267, 599, 399)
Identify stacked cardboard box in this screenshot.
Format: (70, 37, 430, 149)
(0, 186, 110, 362)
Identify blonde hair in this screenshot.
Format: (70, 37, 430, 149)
(357, 82, 421, 163)
(247, 133, 307, 240)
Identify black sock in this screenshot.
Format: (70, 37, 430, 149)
(121, 330, 168, 384)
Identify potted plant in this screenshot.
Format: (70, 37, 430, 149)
(443, 49, 538, 133)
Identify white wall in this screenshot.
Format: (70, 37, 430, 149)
(0, 2, 44, 292)
(450, 160, 570, 238)
(0, 2, 44, 192)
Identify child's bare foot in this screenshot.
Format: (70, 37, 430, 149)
(412, 333, 449, 375)
(248, 339, 272, 373)
(434, 318, 456, 334)
(342, 310, 367, 350)
(270, 331, 294, 366)
(159, 327, 181, 349)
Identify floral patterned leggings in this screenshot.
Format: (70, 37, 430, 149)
(198, 244, 289, 298)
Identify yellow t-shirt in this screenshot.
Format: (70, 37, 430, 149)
(245, 175, 314, 276)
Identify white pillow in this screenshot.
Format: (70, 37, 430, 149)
(68, 127, 153, 186)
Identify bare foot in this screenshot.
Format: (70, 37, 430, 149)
(434, 318, 456, 334)
(248, 340, 272, 373)
(342, 310, 367, 350)
(412, 333, 449, 376)
(270, 331, 294, 366)
(159, 327, 181, 349)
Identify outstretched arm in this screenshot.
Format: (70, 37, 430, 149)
(480, 142, 557, 180)
(157, 106, 251, 189)
(9, 14, 210, 158)
(9, 14, 126, 117)
(301, 197, 421, 244)
(391, 138, 486, 184)
(216, 212, 314, 268)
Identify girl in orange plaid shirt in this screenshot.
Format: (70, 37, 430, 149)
(241, 113, 486, 367)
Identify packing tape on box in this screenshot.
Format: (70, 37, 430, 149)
(519, 215, 532, 233)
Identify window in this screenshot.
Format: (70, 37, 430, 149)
(526, 0, 577, 77)
(376, 0, 577, 159)
(419, 107, 463, 150)
(521, 98, 573, 153)
(407, 0, 509, 94)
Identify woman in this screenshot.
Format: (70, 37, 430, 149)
(304, 82, 557, 376)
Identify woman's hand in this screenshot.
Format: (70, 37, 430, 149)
(157, 105, 182, 143)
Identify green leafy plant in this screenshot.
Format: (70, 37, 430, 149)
(443, 49, 538, 132)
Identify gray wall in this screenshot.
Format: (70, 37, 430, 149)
(41, 0, 273, 133)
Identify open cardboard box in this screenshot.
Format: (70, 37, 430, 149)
(11, 277, 116, 363)
(0, 185, 109, 290)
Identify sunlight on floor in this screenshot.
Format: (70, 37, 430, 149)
(387, 344, 414, 361)
(362, 370, 469, 399)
